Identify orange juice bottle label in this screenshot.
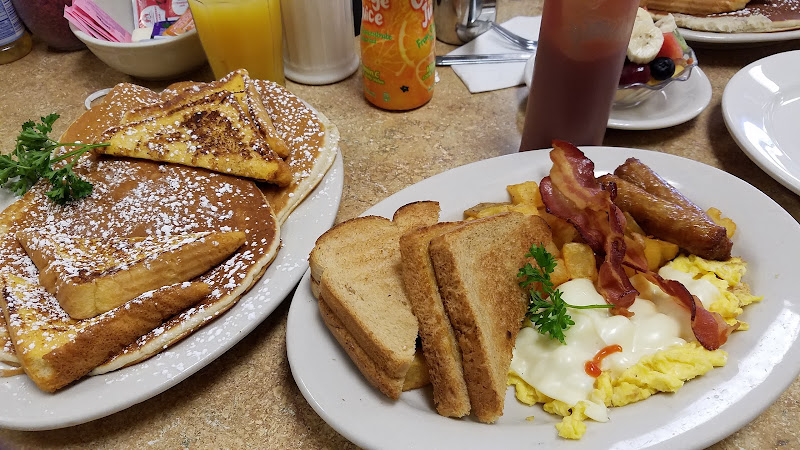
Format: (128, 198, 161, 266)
(361, 0, 435, 111)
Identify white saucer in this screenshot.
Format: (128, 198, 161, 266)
(608, 67, 712, 130)
(722, 50, 800, 196)
(523, 57, 712, 131)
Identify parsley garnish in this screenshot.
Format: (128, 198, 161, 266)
(518, 244, 613, 344)
(0, 114, 108, 204)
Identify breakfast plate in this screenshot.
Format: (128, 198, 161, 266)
(608, 67, 712, 130)
(680, 27, 800, 45)
(723, 50, 800, 196)
(0, 152, 343, 430)
(287, 148, 800, 449)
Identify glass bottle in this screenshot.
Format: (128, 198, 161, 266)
(0, 0, 32, 65)
(361, 0, 435, 110)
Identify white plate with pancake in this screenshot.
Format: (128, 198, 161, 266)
(681, 27, 800, 44)
(723, 50, 800, 196)
(0, 152, 343, 430)
(287, 147, 800, 449)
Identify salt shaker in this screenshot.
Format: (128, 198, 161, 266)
(281, 0, 360, 85)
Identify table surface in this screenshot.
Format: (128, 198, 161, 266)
(1, 1, 799, 448)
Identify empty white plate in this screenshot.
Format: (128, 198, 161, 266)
(722, 50, 800, 195)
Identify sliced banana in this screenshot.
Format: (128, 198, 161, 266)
(655, 14, 678, 33)
(628, 17, 664, 64)
(635, 7, 654, 25)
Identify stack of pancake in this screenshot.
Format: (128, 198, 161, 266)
(0, 69, 339, 391)
(643, 0, 800, 33)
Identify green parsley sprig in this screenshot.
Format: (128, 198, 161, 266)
(518, 244, 613, 344)
(0, 113, 108, 204)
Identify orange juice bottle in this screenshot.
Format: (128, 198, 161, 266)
(360, 0, 435, 110)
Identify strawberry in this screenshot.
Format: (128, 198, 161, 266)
(657, 32, 684, 60)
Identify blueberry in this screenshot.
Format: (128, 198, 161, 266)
(649, 57, 676, 81)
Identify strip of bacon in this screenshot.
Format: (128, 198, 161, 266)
(541, 141, 638, 312)
(641, 272, 739, 350)
(540, 140, 736, 350)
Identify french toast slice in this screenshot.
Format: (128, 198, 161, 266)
(123, 69, 291, 159)
(17, 229, 246, 320)
(0, 270, 209, 392)
(428, 212, 555, 423)
(0, 317, 17, 366)
(98, 89, 292, 186)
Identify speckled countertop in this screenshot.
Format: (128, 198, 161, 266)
(1, 0, 799, 448)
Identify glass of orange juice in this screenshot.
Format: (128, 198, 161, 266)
(187, 0, 284, 84)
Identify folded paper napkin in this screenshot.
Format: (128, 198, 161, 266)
(448, 16, 541, 93)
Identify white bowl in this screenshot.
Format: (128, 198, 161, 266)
(68, 0, 206, 80)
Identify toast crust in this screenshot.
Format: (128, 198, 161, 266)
(318, 297, 406, 399)
(400, 221, 471, 418)
(429, 212, 554, 423)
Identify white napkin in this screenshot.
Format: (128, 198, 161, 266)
(448, 16, 541, 93)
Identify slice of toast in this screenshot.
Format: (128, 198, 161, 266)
(428, 212, 554, 423)
(17, 229, 246, 320)
(98, 89, 292, 186)
(400, 221, 471, 417)
(124, 69, 291, 159)
(309, 201, 440, 399)
(0, 272, 209, 392)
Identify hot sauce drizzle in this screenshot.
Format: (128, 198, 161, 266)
(585, 344, 623, 377)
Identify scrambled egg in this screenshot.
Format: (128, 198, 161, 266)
(508, 255, 759, 440)
(668, 255, 762, 329)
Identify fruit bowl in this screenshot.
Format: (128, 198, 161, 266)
(615, 48, 698, 108)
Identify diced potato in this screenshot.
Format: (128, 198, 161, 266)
(659, 239, 679, 262)
(474, 205, 513, 218)
(643, 237, 680, 270)
(540, 212, 580, 249)
(623, 212, 644, 235)
(562, 242, 598, 282)
(464, 202, 510, 219)
(402, 350, 430, 391)
(551, 257, 570, 287)
(508, 203, 539, 216)
(707, 207, 736, 238)
(507, 181, 544, 208)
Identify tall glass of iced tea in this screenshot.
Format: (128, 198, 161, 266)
(519, 0, 638, 151)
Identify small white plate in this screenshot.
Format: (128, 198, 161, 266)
(287, 148, 800, 450)
(523, 58, 711, 131)
(608, 67, 712, 130)
(0, 153, 343, 431)
(680, 27, 800, 45)
(723, 50, 800, 195)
